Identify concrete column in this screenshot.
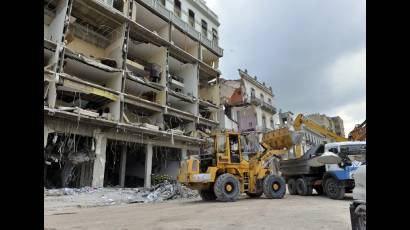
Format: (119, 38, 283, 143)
(47, 82, 57, 109)
(44, 125, 50, 148)
(144, 143, 153, 188)
(119, 145, 127, 187)
(92, 132, 107, 188)
(181, 148, 187, 160)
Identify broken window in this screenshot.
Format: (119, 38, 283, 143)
(160, 0, 166, 6)
(201, 19, 208, 38)
(189, 9, 195, 27)
(44, 133, 95, 188)
(113, 0, 124, 12)
(174, 0, 181, 17)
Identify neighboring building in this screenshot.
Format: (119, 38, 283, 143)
(44, 0, 223, 188)
(277, 110, 334, 159)
(330, 116, 345, 137)
(278, 110, 294, 128)
(306, 114, 345, 137)
(219, 69, 278, 138)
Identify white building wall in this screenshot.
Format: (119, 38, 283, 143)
(164, 0, 219, 40)
(242, 79, 273, 104)
(240, 78, 275, 130)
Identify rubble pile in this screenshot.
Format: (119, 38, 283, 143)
(144, 181, 199, 203)
(44, 182, 199, 208)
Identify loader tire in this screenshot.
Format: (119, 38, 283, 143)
(199, 189, 217, 201)
(263, 175, 286, 199)
(296, 178, 312, 196)
(214, 173, 240, 202)
(287, 179, 298, 195)
(324, 177, 345, 200)
(246, 192, 263, 198)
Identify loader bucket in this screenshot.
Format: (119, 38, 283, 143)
(262, 128, 303, 150)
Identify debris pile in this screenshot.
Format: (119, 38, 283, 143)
(44, 182, 199, 208)
(144, 181, 199, 203)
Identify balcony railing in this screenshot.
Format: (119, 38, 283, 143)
(138, 0, 223, 56)
(261, 101, 277, 114)
(249, 95, 262, 106)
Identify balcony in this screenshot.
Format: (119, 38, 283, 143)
(249, 95, 262, 106)
(138, 0, 223, 56)
(261, 101, 277, 114)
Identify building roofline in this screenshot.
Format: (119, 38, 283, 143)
(238, 69, 274, 97)
(188, 0, 220, 26)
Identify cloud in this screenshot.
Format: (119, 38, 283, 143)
(205, 0, 366, 134)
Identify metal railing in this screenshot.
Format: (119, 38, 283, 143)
(91, 0, 224, 56)
(261, 101, 277, 114)
(249, 95, 262, 106)
(139, 0, 223, 56)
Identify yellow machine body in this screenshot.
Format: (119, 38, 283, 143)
(177, 129, 291, 195)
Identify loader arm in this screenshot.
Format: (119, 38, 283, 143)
(251, 128, 300, 162)
(293, 114, 348, 157)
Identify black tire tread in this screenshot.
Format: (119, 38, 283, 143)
(296, 178, 312, 196)
(214, 173, 240, 202)
(324, 177, 345, 200)
(263, 175, 286, 199)
(288, 179, 298, 195)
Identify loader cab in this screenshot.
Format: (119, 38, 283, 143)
(214, 132, 242, 164)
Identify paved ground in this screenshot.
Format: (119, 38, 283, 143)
(44, 194, 353, 230)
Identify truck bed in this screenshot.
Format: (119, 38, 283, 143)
(279, 145, 325, 177)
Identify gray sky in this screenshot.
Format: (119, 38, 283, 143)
(206, 0, 366, 136)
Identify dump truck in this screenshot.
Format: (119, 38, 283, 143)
(177, 128, 301, 202)
(280, 141, 366, 199)
(277, 114, 366, 200)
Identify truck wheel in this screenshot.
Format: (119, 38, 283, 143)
(263, 175, 286, 199)
(296, 178, 312, 196)
(214, 173, 240, 202)
(324, 177, 345, 200)
(199, 189, 216, 201)
(246, 192, 263, 198)
(287, 179, 298, 195)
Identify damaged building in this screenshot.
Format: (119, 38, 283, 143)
(306, 113, 346, 138)
(44, 0, 223, 188)
(219, 69, 279, 139)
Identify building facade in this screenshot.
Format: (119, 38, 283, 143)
(44, 0, 223, 188)
(219, 69, 279, 136)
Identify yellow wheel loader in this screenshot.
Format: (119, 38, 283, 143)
(177, 128, 301, 202)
